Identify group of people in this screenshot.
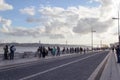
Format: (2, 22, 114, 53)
(37, 46, 48, 58)
(36, 46, 87, 58)
(3, 45, 87, 60)
(36, 46, 61, 58)
(3, 45, 16, 60)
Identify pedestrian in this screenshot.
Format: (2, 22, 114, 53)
(52, 47, 56, 56)
(3, 45, 9, 60)
(80, 47, 83, 54)
(42, 46, 47, 58)
(66, 48, 69, 54)
(115, 45, 120, 63)
(56, 46, 60, 56)
(83, 48, 86, 54)
(9, 45, 16, 60)
(62, 47, 65, 54)
(48, 47, 52, 56)
(37, 46, 42, 58)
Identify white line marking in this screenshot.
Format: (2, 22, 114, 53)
(19, 53, 98, 80)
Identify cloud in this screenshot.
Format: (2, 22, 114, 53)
(20, 6, 35, 16)
(7, 27, 42, 37)
(0, 16, 12, 26)
(0, 0, 13, 11)
(0, 17, 12, 33)
(0, 16, 65, 38)
(0, 17, 65, 39)
(38, 4, 113, 36)
(72, 0, 115, 34)
(1, 25, 65, 39)
(26, 17, 42, 22)
(0, 0, 119, 40)
(73, 18, 113, 34)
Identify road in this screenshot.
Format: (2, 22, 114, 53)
(0, 51, 109, 80)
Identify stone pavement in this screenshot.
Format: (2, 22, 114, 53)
(100, 51, 120, 80)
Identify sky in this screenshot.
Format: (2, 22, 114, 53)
(0, 0, 120, 46)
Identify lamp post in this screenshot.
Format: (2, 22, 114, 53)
(91, 27, 96, 51)
(112, 11, 120, 46)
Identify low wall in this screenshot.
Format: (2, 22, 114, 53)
(0, 50, 104, 61)
(0, 52, 36, 61)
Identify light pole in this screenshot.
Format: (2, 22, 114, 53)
(91, 27, 96, 51)
(112, 11, 120, 46)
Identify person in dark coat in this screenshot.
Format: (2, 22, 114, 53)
(57, 46, 60, 56)
(42, 46, 47, 58)
(115, 45, 120, 63)
(37, 46, 42, 58)
(3, 45, 9, 60)
(9, 45, 16, 60)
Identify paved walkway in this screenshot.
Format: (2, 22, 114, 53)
(1, 50, 116, 80)
(100, 51, 120, 80)
(0, 50, 97, 68)
(0, 53, 81, 69)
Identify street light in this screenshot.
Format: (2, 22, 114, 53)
(91, 27, 96, 51)
(112, 11, 120, 46)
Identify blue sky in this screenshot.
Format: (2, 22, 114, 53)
(0, 0, 119, 46)
(0, 0, 100, 27)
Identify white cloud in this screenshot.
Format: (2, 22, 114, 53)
(0, 17, 12, 33)
(73, 18, 113, 34)
(20, 6, 35, 16)
(1, 0, 120, 44)
(0, 0, 13, 11)
(0, 17, 11, 26)
(26, 17, 42, 22)
(38, 4, 113, 37)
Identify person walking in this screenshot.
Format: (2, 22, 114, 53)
(42, 46, 47, 58)
(9, 45, 16, 60)
(52, 47, 56, 56)
(57, 46, 60, 56)
(37, 46, 42, 58)
(3, 45, 9, 60)
(115, 45, 120, 63)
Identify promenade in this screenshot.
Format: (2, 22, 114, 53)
(0, 53, 78, 69)
(0, 50, 119, 80)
